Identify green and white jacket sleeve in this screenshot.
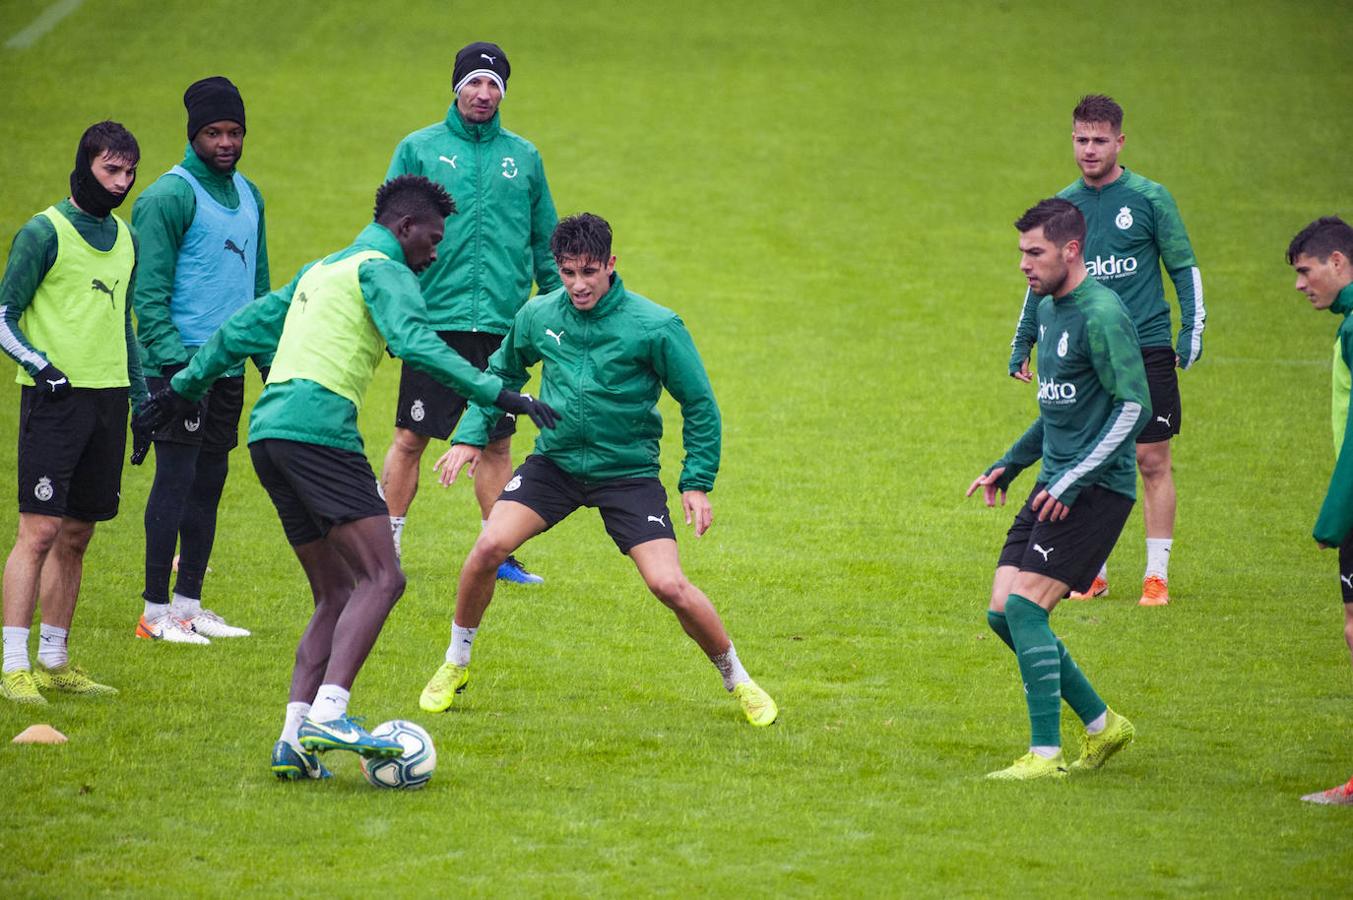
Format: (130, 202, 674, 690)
(453, 316, 535, 448)
(1045, 308, 1150, 505)
(170, 267, 304, 402)
(0, 218, 57, 376)
(529, 157, 562, 294)
(651, 317, 721, 492)
(1008, 288, 1039, 374)
(988, 418, 1044, 490)
(1146, 184, 1205, 368)
(360, 260, 503, 406)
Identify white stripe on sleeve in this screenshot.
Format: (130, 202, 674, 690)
(1049, 401, 1143, 500)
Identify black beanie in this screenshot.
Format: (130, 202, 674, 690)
(453, 42, 510, 96)
(184, 76, 246, 139)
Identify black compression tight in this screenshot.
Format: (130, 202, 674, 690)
(143, 442, 230, 604)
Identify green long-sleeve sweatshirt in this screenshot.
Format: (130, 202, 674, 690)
(131, 146, 270, 374)
(1009, 167, 1205, 372)
(0, 199, 147, 407)
(989, 276, 1150, 505)
(1314, 283, 1353, 546)
(455, 274, 721, 492)
(172, 223, 502, 454)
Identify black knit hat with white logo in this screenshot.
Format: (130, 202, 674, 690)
(453, 42, 510, 96)
(184, 76, 246, 139)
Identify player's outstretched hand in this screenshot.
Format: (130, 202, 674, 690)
(130, 388, 194, 465)
(35, 363, 73, 401)
(1031, 488, 1070, 522)
(966, 466, 1007, 507)
(1011, 358, 1032, 383)
(682, 490, 712, 537)
(496, 390, 561, 430)
(434, 443, 481, 487)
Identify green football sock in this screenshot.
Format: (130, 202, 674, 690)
(1004, 595, 1062, 748)
(986, 610, 1015, 651)
(988, 609, 1107, 727)
(1057, 640, 1107, 726)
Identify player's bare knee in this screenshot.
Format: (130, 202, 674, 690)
(647, 574, 693, 609)
(1343, 612, 1353, 651)
(482, 439, 511, 464)
(59, 521, 95, 557)
(469, 533, 512, 571)
(392, 429, 430, 459)
(18, 518, 61, 556)
(1136, 445, 1172, 481)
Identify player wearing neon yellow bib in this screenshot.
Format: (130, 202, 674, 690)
(0, 122, 146, 706)
(140, 176, 558, 779)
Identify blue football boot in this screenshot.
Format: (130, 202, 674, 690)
(496, 554, 544, 584)
(271, 739, 332, 780)
(297, 714, 404, 759)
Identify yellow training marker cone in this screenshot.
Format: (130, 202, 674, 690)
(12, 724, 68, 744)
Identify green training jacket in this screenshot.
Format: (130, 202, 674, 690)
(1010, 167, 1204, 372)
(454, 274, 721, 492)
(172, 223, 502, 454)
(990, 276, 1150, 505)
(131, 146, 270, 375)
(1315, 282, 1353, 546)
(387, 106, 561, 335)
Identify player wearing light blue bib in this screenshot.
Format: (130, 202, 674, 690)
(131, 76, 269, 643)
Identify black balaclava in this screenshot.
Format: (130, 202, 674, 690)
(69, 128, 133, 219)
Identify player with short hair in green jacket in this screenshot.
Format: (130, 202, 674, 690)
(1007, 94, 1205, 607)
(1288, 216, 1353, 806)
(419, 212, 778, 729)
(137, 175, 557, 780)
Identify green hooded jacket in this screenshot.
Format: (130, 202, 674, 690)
(455, 274, 721, 492)
(387, 106, 561, 334)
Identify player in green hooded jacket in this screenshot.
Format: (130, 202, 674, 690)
(968, 198, 1147, 780)
(380, 41, 561, 584)
(1007, 95, 1205, 608)
(1289, 216, 1353, 806)
(136, 175, 558, 779)
(418, 213, 778, 728)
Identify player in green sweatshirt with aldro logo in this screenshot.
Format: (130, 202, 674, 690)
(1008, 95, 1205, 608)
(137, 175, 557, 779)
(968, 198, 1148, 780)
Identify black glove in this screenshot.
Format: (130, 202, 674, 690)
(129, 387, 196, 465)
(258, 365, 270, 383)
(34, 364, 73, 401)
(160, 361, 187, 379)
(496, 390, 561, 430)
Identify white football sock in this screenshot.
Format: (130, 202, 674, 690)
(282, 701, 310, 744)
(308, 684, 350, 722)
(143, 600, 170, 622)
(1145, 539, 1172, 580)
(1097, 562, 1108, 581)
(2, 626, 30, 673)
(1030, 745, 1061, 759)
(390, 516, 406, 557)
(1085, 711, 1108, 735)
(37, 623, 68, 670)
(709, 643, 750, 692)
(447, 622, 478, 666)
(171, 593, 202, 618)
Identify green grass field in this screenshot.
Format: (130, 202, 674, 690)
(2, 0, 1353, 894)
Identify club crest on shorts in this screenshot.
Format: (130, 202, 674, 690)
(410, 399, 425, 423)
(184, 414, 201, 433)
(34, 476, 53, 502)
(1057, 331, 1069, 357)
(1115, 206, 1134, 230)
(504, 475, 522, 493)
